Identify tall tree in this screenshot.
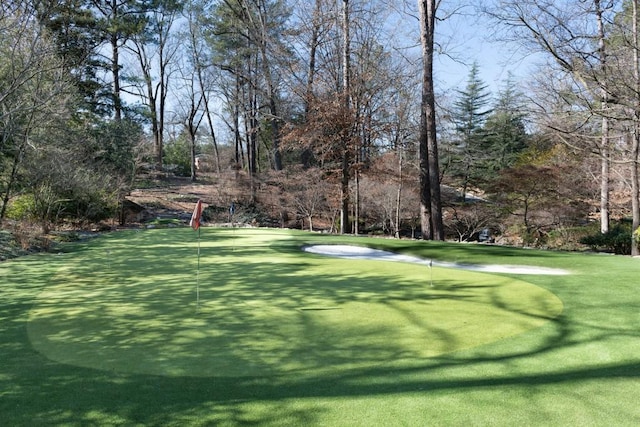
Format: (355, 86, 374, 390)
(607, 0, 640, 255)
(35, 0, 108, 115)
(481, 75, 529, 173)
(207, 0, 290, 175)
(449, 62, 492, 201)
(633, 0, 640, 256)
(340, 0, 351, 234)
(595, 0, 612, 235)
(126, 0, 182, 170)
(296, 0, 333, 168)
(206, 0, 251, 172)
(252, 0, 289, 171)
(184, 0, 222, 173)
(285, 0, 398, 234)
(490, 0, 617, 234)
(91, 0, 149, 121)
(417, 0, 444, 240)
(174, 54, 205, 182)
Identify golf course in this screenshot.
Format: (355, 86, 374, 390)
(1, 227, 639, 426)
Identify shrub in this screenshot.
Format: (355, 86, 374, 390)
(163, 139, 192, 177)
(546, 225, 598, 251)
(580, 222, 633, 255)
(5, 195, 36, 220)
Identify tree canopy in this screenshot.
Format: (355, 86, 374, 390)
(1, 0, 638, 253)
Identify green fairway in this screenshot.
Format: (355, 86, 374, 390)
(1, 227, 640, 426)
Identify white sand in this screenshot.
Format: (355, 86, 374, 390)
(303, 244, 570, 276)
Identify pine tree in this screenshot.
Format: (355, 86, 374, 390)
(35, 0, 107, 115)
(481, 75, 529, 174)
(450, 62, 492, 202)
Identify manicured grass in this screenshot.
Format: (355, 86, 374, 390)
(1, 227, 639, 426)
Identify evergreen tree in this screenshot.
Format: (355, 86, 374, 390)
(91, 0, 152, 121)
(450, 62, 492, 201)
(481, 75, 529, 173)
(35, 0, 108, 116)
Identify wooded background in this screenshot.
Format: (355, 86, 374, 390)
(1, 1, 639, 255)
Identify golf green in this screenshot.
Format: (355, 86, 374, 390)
(26, 228, 562, 378)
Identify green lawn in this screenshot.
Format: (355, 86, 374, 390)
(1, 227, 639, 426)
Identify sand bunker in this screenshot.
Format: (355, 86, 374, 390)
(304, 245, 570, 275)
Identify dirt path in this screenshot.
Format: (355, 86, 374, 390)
(125, 175, 217, 221)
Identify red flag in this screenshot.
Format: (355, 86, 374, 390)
(190, 199, 203, 230)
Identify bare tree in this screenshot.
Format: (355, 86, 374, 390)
(607, 0, 640, 255)
(489, 0, 618, 235)
(288, 167, 328, 231)
(0, 3, 75, 220)
(126, 1, 181, 171)
(173, 63, 205, 182)
(184, 0, 222, 174)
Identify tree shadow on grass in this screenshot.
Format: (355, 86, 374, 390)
(2, 228, 640, 425)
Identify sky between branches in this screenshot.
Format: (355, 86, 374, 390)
(384, 0, 537, 97)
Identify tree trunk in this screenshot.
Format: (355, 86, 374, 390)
(141, 62, 162, 171)
(354, 169, 360, 234)
(202, 89, 221, 174)
(340, 149, 350, 234)
(301, 0, 322, 168)
(395, 147, 403, 239)
(0, 143, 25, 220)
(110, 28, 122, 122)
(189, 7, 221, 174)
(418, 0, 444, 240)
(190, 130, 197, 182)
(632, 128, 640, 256)
(339, 0, 351, 234)
(305, 0, 320, 115)
(267, 93, 282, 170)
(342, 0, 350, 104)
(234, 72, 243, 171)
(632, 0, 640, 256)
(257, 35, 282, 171)
(595, 0, 610, 234)
(108, 0, 122, 122)
(600, 130, 610, 234)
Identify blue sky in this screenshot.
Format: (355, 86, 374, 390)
(387, 0, 538, 101)
(429, 1, 539, 98)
